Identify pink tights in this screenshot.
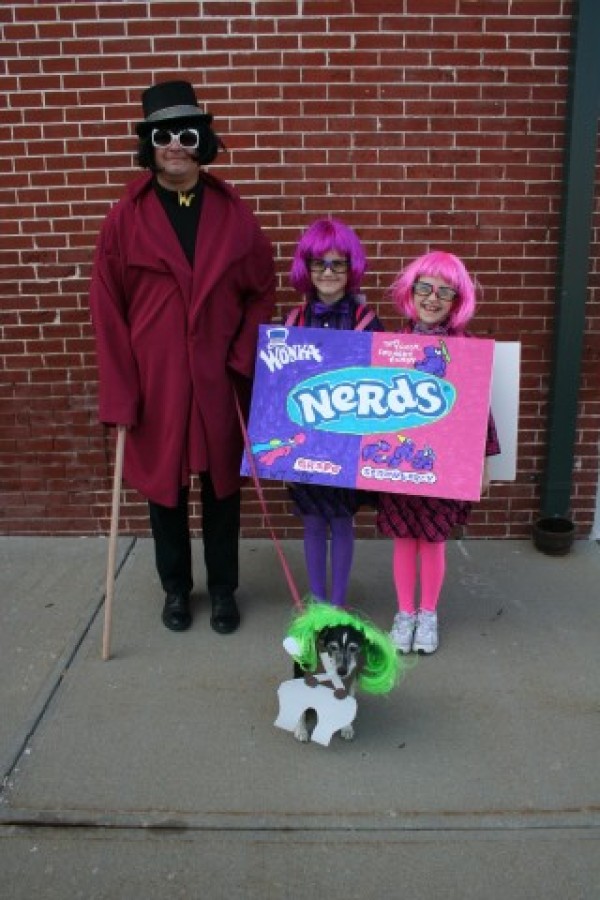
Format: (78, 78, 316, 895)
(392, 537, 446, 614)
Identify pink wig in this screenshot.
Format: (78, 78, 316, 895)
(289, 219, 366, 296)
(390, 250, 477, 332)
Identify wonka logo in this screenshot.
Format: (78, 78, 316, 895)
(259, 327, 322, 373)
(287, 366, 455, 435)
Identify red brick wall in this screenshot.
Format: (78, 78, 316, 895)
(2, 0, 598, 539)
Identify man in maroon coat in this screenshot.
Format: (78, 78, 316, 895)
(89, 80, 276, 635)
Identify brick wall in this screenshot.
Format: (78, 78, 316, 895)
(1, 0, 598, 540)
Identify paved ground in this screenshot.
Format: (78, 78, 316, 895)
(0, 536, 598, 899)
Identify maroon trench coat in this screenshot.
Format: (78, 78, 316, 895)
(89, 172, 276, 506)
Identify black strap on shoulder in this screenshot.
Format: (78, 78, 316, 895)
(285, 303, 306, 326)
(354, 306, 376, 331)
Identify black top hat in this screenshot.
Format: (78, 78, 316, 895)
(136, 80, 212, 135)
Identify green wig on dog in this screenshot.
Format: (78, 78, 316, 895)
(285, 600, 405, 695)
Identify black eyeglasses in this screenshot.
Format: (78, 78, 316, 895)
(308, 258, 349, 274)
(151, 128, 200, 149)
(413, 281, 458, 302)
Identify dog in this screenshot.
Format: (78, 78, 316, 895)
(275, 604, 401, 746)
(291, 623, 364, 743)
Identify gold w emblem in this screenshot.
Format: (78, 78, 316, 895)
(178, 191, 195, 207)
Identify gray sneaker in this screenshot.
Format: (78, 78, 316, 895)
(390, 612, 417, 654)
(413, 610, 439, 654)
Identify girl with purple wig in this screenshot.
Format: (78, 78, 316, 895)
(378, 251, 500, 654)
(287, 219, 384, 607)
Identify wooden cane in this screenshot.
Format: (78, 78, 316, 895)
(102, 426, 126, 661)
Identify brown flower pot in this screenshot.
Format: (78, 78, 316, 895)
(532, 516, 575, 556)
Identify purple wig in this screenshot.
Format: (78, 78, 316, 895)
(289, 219, 367, 296)
(390, 250, 478, 332)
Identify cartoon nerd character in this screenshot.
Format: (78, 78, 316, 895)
(252, 433, 306, 466)
(414, 340, 451, 377)
(412, 446, 436, 471)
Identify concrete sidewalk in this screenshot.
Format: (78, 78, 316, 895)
(0, 536, 598, 899)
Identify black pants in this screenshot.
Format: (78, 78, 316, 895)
(148, 475, 240, 597)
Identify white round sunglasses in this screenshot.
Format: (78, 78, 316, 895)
(151, 127, 200, 150)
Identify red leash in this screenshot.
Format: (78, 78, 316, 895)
(234, 390, 304, 612)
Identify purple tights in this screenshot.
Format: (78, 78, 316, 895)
(302, 514, 354, 607)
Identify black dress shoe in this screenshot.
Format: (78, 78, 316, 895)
(162, 593, 192, 632)
(210, 591, 240, 635)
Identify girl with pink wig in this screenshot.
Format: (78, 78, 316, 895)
(287, 219, 384, 607)
(378, 251, 500, 654)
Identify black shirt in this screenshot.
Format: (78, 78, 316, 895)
(153, 178, 204, 267)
